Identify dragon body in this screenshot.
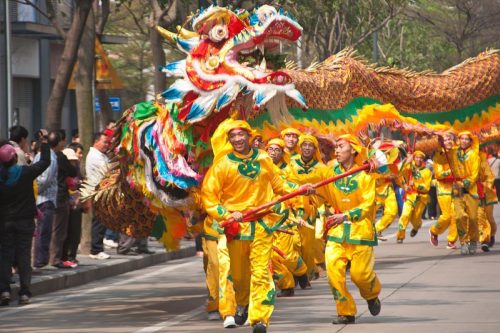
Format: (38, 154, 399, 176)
(84, 5, 500, 249)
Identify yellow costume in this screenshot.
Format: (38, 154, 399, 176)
(318, 135, 381, 319)
(201, 214, 237, 319)
(452, 131, 480, 253)
(477, 152, 498, 248)
(374, 176, 398, 234)
(396, 152, 432, 241)
(265, 139, 308, 294)
(202, 120, 298, 327)
(430, 147, 458, 246)
(283, 134, 325, 280)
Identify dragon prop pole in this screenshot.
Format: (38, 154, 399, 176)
(220, 163, 372, 228)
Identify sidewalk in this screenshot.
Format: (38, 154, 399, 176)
(9, 239, 196, 299)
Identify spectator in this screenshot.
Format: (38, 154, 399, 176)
(488, 148, 500, 201)
(86, 132, 111, 260)
(71, 129, 80, 144)
(9, 125, 30, 165)
(33, 131, 59, 271)
(49, 130, 77, 269)
(0, 132, 50, 306)
(61, 144, 84, 266)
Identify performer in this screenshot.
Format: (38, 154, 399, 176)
(280, 128, 301, 157)
(453, 131, 480, 255)
(202, 120, 312, 333)
(318, 134, 381, 324)
(429, 131, 459, 249)
(477, 151, 497, 252)
(283, 134, 325, 281)
(199, 181, 237, 327)
(265, 138, 309, 297)
(396, 151, 432, 243)
(374, 175, 398, 240)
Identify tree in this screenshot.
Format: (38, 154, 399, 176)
(281, 0, 409, 64)
(17, 0, 93, 130)
(407, 0, 500, 62)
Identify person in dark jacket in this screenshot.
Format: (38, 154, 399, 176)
(50, 130, 77, 269)
(0, 131, 50, 306)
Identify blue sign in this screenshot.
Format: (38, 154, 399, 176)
(95, 96, 121, 112)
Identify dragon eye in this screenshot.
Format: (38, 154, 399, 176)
(208, 24, 228, 43)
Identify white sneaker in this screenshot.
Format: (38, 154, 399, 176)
(103, 239, 118, 249)
(89, 252, 111, 260)
(207, 311, 220, 321)
(223, 316, 236, 328)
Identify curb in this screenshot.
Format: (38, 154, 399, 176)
(10, 245, 196, 299)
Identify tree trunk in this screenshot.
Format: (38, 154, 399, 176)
(45, 0, 93, 130)
(75, 6, 96, 255)
(97, 89, 113, 130)
(150, 26, 166, 95)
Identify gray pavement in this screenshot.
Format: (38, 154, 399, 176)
(1, 207, 500, 332)
(8, 238, 196, 300)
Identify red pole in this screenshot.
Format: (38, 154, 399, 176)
(220, 163, 371, 227)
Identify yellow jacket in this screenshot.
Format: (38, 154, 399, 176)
(201, 148, 297, 240)
(375, 176, 394, 198)
(283, 156, 325, 224)
(433, 149, 454, 196)
(452, 146, 480, 197)
(399, 162, 432, 205)
(318, 161, 377, 246)
(478, 152, 498, 205)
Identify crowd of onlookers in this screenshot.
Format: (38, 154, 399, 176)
(0, 125, 154, 307)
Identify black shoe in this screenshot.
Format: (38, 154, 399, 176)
(138, 249, 155, 255)
(410, 229, 418, 237)
(18, 294, 30, 305)
(253, 323, 267, 333)
(296, 274, 309, 290)
(0, 292, 10, 306)
(234, 305, 248, 326)
(332, 315, 355, 324)
(489, 235, 495, 248)
(367, 297, 381, 316)
(277, 288, 294, 297)
(313, 271, 320, 280)
(481, 243, 490, 252)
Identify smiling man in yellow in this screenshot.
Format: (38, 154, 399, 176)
(453, 131, 480, 255)
(202, 120, 312, 333)
(317, 134, 381, 325)
(429, 131, 458, 249)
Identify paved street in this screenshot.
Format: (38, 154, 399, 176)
(1, 218, 500, 333)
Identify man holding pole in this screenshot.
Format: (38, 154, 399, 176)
(317, 134, 381, 325)
(202, 120, 313, 333)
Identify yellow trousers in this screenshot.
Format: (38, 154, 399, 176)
(227, 223, 275, 326)
(478, 204, 497, 244)
(375, 188, 398, 233)
(430, 195, 458, 243)
(454, 194, 479, 244)
(202, 238, 219, 313)
(397, 198, 427, 240)
(272, 229, 308, 290)
(216, 236, 237, 318)
(325, 241, 381, 316)
(298, 225, 318, 279)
